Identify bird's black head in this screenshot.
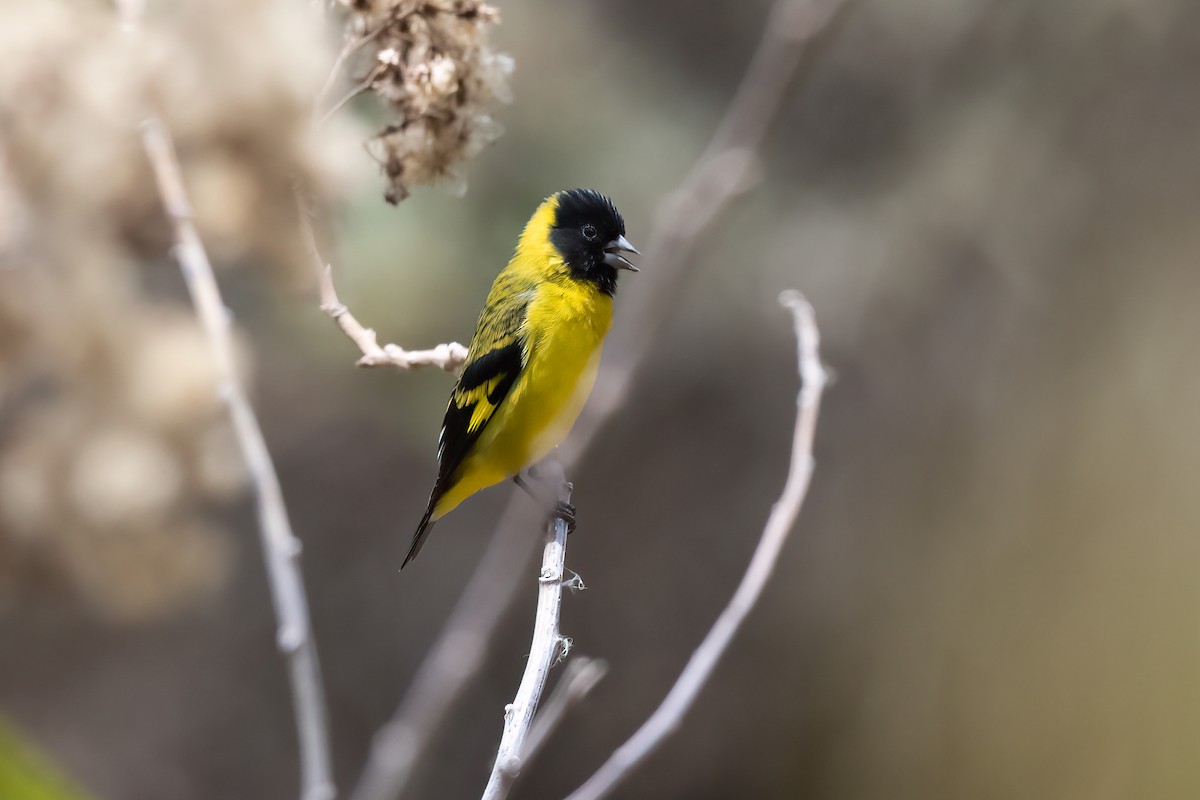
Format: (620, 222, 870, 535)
(549, 188, 640, 296)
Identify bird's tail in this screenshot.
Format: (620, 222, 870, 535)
(402, 506, 436, 569)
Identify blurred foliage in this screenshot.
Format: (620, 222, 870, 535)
(3, 0, 1200, 798)
(0, 0, 359, 620)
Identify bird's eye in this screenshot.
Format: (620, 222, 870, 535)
(581, 224, 598, 241)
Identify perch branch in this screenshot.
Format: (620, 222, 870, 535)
(480, 465, 573, 800)
(346, 1, 843, 798)
(563, 291, 827, 800)
(119, 4, 335, 792)
(349, 498, 544, 800)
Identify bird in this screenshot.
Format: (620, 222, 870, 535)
(402, 188, 640, 567)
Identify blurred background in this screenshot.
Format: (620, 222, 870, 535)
(3, 0, 1200, 798)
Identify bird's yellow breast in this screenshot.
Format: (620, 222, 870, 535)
(432, 274, 612, 517)
(512, 279, 612, 458)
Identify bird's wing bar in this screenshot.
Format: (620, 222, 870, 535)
(407, 339, 523, 569)
(426, 268, 535, 511)
(434, 339, 524, 490)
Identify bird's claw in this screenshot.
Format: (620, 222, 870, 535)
(554, 500, 576, 534)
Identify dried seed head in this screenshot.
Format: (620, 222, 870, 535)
(338, 0, 512, 201)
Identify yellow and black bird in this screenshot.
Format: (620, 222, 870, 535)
(403, 188, 640, 567)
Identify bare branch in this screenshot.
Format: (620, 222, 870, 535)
(138, 115, 336, 800)
(563, 291, 828, 800)
(295, 192, 468, 372)
(347, 1, 843, 797)
(320, 264, 468, 370)
(573, 0, 844, 434)
(348, 497, 543, 800)
(120, 6, 335, 795)
(480, 464, 573, 800)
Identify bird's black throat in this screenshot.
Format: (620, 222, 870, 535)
(550, 188, 626, 297)
(550, 238, 620, 296)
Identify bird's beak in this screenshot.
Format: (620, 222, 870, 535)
(603, 235, 641, 271)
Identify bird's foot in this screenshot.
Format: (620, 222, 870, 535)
(554, 500, 577, 534)
(515, 470, 577, 534)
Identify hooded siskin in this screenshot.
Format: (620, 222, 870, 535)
(403, 189, 639, 566)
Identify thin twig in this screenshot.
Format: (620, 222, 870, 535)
(295, 192, 467, 371)
(321, 264, 468, 369)
(120, 6, 335, 796)
(573, 0, 843, 434)
(314, 26, 387, 124)
(345, 2, 843, 798)
(318, 63, 384, 128)
(480, 464, 573, 800)
(563, 291, 827, 800)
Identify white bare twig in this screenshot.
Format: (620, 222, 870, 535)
(320, 265, 468, 369)
(348, 498, 540, 800)
(480, 464, 573, 800)
(563, 291, 827, 800)
(139, 117, 336, 800)
(345, 2, 843, 798)
(121, 6, 335, 795)
(296, 192, 468, 372)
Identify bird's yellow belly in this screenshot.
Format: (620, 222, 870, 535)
(433, 289, 611, 518)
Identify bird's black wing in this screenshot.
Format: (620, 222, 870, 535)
(434, 339, 524, 490)
(403, 272, 533, 567)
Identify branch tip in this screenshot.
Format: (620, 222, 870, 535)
(564, 287, 827, 800)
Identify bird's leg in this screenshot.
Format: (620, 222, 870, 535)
(514, 469, 576, 533)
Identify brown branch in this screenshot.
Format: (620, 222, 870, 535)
(563, 291, 827, 800)
(345, 2, 844, 799)
(314, 25, 387, 124)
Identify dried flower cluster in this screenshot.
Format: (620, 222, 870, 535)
(0, 0, 354, 620)
(339, 0, 513, 202)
